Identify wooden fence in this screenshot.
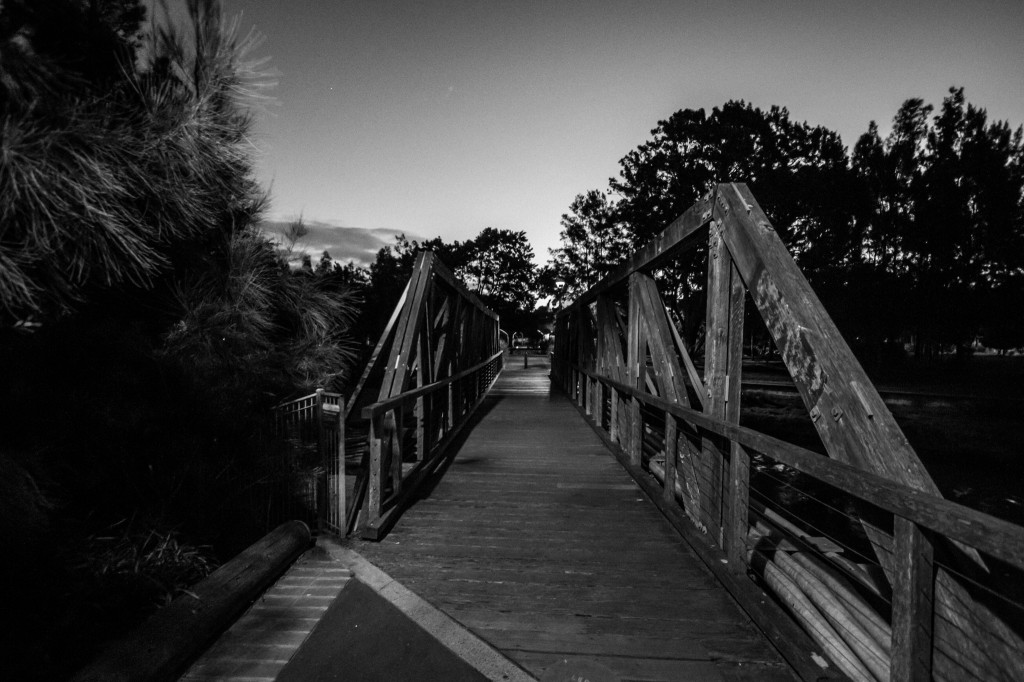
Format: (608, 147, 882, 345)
(553, 183, 1024, 682)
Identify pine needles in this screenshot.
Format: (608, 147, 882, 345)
(0, 0, 269, 320)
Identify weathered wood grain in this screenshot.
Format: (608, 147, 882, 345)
(891, 518, 934, 681)
(576, 367, 1024, 570)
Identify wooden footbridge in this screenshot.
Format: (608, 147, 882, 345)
(76, 185, 1024, 681)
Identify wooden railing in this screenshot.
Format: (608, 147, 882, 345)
(270, 252, 501, 540)
(360, 349, 503, 539)
(345, 250, 502, 539)
(553, 183, 1024, 682)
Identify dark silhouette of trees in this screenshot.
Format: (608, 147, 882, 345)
(0, 3, 360, 678)
(542, 190, 631, 306)
(364, 228, 538, 342)
(547, 101, 857, 347)
(610, 101, 856, 266)
(852, 87, 1024, 356)
(464, 227, 537, 332)
(545, 92, 1024, 361)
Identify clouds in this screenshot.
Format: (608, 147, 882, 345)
(260, 219, 420, 268)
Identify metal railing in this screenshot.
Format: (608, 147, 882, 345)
(272, 388, 345, 534)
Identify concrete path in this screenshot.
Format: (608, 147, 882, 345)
(180, 543, 533, 681)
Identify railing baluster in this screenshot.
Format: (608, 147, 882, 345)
(447, 381, 454, 431)
(336, 397, 345, 534)
(415, 395, 425, 461)
(368, 414, 383, 523)
(609, 385, 619, 443)
(664, 412, 677, 504)
(892, 517, 935, 681)
(315, 389, 326, 532)
(725, 441, 750, 570)
(391, 409, 403, 493)
(629, 395, 641, 466)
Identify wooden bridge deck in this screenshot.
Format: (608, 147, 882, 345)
(354, 359, 796, 681)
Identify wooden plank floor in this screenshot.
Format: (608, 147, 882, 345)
(354, 359, 796, 681)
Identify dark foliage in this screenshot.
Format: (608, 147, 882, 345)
(0, 2, 358, 679)
(363, 228, 539, 344)
(546, 92, 1024, 361)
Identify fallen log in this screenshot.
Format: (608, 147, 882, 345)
(71, 520, 312, 682)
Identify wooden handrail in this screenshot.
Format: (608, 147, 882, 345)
(268, 251, 501, 542)
(274, 390, 343, 411)
(349, 251, 503, 540)
(361, 350, 504, 419)
(571, 363, 1024, 570)
(552, 183, 1024, 681)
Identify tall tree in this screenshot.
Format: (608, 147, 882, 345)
(551, 101, 858, 346)
(544, 190, 631, 306)
(610, 101, 856, 270)
(464, 227, 537, 328)
(853, 88, 1024, 355)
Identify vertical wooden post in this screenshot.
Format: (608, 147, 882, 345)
(415, 395, 425, 461)
(702, 222, 728, 542)
(368, 415, 383, 524)
(609, 387, 619, 443)
(389, 410, 402, 496)
(315, 389, 326, 533)
(892, 517, 935, 682)
(705, 218, 746, 549)
(724, 263, 749, 569)
(585, 375, 592, 416)
(336, 399, 346, 535)
(595, 295, 628, 447)
(629, 396, 642, 466)
(454, 376, 462, 422)
(726, 440, 750, 568)
(663, 413, 677, 504)
(446, 381, 454, 432)
(626, 274, 644, 467)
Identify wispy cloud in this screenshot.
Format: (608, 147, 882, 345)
(260, 219, 421, 268)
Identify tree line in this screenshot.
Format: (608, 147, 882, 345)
(542, 92, 1024, 359)
(327, 88, 1023, 361)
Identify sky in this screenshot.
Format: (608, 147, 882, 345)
(212, 0, 1024, 266)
